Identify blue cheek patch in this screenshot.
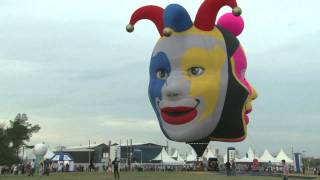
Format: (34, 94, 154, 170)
(148, 52, 171, 138)
(148, 52, 171, 105)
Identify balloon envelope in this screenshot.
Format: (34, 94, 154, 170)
(33, 143, 48, 157)
(127, 0, 257, 156)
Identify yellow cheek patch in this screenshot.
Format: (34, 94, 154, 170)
(181, 45, 227, 121)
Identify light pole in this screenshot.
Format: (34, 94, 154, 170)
(88, 139, 91, 165)
(302, 150, 305, 172)
(141, 151, 143, 164)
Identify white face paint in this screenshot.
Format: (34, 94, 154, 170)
(151, 34, 229, 142)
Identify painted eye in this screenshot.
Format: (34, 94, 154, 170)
(156, 69, 169, 80)
(188, 67, 204, 76)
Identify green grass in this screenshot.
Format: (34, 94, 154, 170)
(1, 172, 319, 180)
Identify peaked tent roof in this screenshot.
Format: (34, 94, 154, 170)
(276, 149, 293, 164)
(247, 147, 255, 159)
(152, 148, 183, 164)
(171, 149, 178, 157)
(237, 147, 260, 163)
(186, 149, 198, 162)
(176, 154, 185, 162)
(260, 149, 278, 163)
(51, 152, 74, 161)
(171, 149, 185, 162)
(203, 147, 217, 159)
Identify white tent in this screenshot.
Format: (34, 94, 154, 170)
(186, 149, 198, 162)
(203, 147, 217, 159)
(153, 148, 182, 164)
(237, 147, 260, 163)
(276, 149, 293, 164)
(171, 149, 185, 163)
(171, 149, 178, 157)
(51, 153, 75, 171)
(246, 147, 255, 159)
(259, 149, 278, 163)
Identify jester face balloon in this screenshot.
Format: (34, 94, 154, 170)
(127, 0, 257, 143)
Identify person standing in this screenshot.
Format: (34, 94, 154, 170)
(112, 158, 120, 179)
(107, 159, 112, 174)
(13, 164, 18, 175)
(43, 159, 50, 176)
(231, 160, 236, 176)
(282, 160, 289, 180)
(30, 160, 35, 176)
(66, 163, 69, 172)
(225, 161, 231, 176)
(267, 161, 273, 175)
(39, 160, 44, 176)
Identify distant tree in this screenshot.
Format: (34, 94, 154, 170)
(303, 157, 320, 168)
(0, 124, 7, 151)
(0, 113, 40, 165)
(55, 145, 66, 151)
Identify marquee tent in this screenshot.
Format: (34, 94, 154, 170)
(237, 147, 260, 163)
(51, 152, 75, 171)
(259, 149, 278, 163)
(186, 149, 198, 162)
(152, 148, 183, 164)
(275, 149, 293, 164)
(171, 149, 185, 163)
(203, 147, 217, 159)
(51, 152, 74, 161)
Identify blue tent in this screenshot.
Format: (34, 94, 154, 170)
(51, 153, 74, 161)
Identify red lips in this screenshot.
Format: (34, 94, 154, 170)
(160, 106, 198, 125)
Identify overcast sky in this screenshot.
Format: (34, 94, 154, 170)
(0, 0, 319, 157)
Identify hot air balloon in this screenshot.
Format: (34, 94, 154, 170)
(126, 0, 257, 157)
(32, 143, 48, 175)
(33, 143, 48, 158)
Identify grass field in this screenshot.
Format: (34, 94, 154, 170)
(1, 172, 319, 180)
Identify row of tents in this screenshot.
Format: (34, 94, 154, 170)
(157, 147, 294, 165)
(225, 147, 294, 164)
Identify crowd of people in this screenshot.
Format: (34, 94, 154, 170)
(313, 167, 320, 176)
(221, 159, 320, 180)
(0, 160, 35, 176)
(0, 159, 53, 176)
(2, 157, 320, 180)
